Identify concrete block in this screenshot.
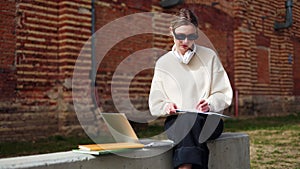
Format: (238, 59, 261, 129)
(208, 132, 250, 169)
(0, 147, 173, 169)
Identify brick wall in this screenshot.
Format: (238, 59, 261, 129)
(95, 1, 153, 114)
(233, 0, 300, 116)
(0, 0, 18, 141)
(13, 1, 60, 140)
(0, 0, 92, 141)
(0, 0, 16, 105)
(0, 0, 300, 141)
(57, 0, 92, 134)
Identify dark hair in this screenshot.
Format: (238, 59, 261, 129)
(171, 8, 198, 30)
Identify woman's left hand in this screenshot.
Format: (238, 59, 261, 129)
(196, 99, 210, 112)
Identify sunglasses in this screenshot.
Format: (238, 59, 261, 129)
(172, 29, 198, 40)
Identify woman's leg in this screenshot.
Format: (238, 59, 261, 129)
(208, 118, 224, 140)
(164, 113, 209, 169)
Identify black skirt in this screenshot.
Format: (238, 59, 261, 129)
(164, 113, 224, 169)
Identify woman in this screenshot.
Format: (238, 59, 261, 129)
(149, 9, 233, 169)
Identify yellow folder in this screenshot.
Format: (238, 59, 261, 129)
(78, 142, 145, 151)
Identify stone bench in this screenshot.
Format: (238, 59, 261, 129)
(0, 132, 250, 169)
(208, 132, 250, 169)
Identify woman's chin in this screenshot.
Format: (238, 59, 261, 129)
(179, 49, 188, 54)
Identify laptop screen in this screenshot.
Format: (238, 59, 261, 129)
(101, 113, 140, 143)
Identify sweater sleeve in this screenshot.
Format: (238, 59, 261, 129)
(148, 67, 171, 116)
(206, 55, 233, 113)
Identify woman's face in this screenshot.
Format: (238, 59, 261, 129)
(172, 24, 198, 55)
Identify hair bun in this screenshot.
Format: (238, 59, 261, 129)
(178, 9, 198, 27)
(171, 8, 198, 29)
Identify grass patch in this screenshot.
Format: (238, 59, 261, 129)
(136, 125, 164, 138)
(0, 135, 93, 158)
(229, 112, 300, 169)
(224, 112, 300, 131)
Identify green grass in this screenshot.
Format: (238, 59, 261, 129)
(224, 112, 300, 132)
(225, 112, 300, 169)
(136, 125, 165, 138)
(0, 135, 93, 158)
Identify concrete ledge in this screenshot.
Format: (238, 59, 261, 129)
(0, 147, 173, 169)
(208, 132, 250, 169)
(0, 132, 250, 169)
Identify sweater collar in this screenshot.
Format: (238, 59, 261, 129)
(172, 44, 196, 64)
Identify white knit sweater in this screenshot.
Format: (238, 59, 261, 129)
(149, 45, 233, 116)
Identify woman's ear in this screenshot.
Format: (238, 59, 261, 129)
(169, 27, 173, 36)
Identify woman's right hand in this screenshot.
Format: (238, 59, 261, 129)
(165, 103, 178, 115)
(196, 99, 210, 112)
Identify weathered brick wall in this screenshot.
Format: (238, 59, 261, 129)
(0, 0, 92, 141)
(233, 0, 300, 116)
(0, 0, 16, 104)
(95, 1, 155, 115)
(57, 0, 92, 134)
(13, 0, 60, 141)
(0, 0, 18, 141)
(1, 0, 300, 141)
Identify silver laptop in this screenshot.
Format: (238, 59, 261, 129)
(101, 113, 173, 147)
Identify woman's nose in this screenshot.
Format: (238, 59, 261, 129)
(182, 38, 189, 43)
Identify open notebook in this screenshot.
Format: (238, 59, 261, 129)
(175, 109, 231, 118)
(76, 113, 173, 153)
